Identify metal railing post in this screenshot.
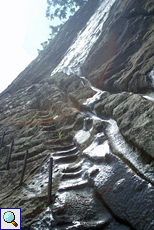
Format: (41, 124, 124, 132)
(20, 150, 28, 185)
(6, 140, 14, 170)
(0, 132, 5, 149)
(48, 157, 53, 205)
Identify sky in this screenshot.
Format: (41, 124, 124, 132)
(0, 0, 60, 93)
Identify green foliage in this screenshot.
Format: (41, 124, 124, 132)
(37, 24, 63, 54)
(37, 41, 48, 54)
(58, 129, 63, 139)
(49, 24, 63, 40)
(37, 0, 88, 55)
(46, 0, 88, 21)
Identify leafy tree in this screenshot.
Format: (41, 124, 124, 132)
(48, 24, 63, 40)
(37, 24, 63, 54)
(46, 0, 88, 20)
(37, 0, 88, 54)
(37, 41, 48, 54)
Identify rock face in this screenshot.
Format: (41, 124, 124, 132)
(0, 0, 154, 229)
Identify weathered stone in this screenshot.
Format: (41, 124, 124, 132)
(84, 0, 154, 94)
(92, 154, 154, 230)
(95, 93, 154, 157)
(0, 0, 154, 229)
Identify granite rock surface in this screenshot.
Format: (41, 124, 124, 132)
(0, 0, 154, 229)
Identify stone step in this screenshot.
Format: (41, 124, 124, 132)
(54, 152, 79, 164)
(62, 162, 82, 173)
(44, 136, 74, 148)
(11, 144, 46, 161)
(62, 170, 82, 180)
(53, 146, 78, 157)
(52, 220, 111, 230)
(8, 151, 49, 170)
(52, 143, 76, 152)
(58, 179, 88, 192)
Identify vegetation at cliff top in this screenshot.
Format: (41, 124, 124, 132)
(38, 0, 88, 54)
(46, 0, 88, 21)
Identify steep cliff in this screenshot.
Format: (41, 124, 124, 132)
(0, 0, 154, 229)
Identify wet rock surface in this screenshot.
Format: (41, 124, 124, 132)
(0, 0, 154, 229)
(95, 92, 154, 157)
(84, 0, 154, 94)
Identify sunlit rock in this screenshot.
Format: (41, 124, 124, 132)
(0, 0, 154, 229)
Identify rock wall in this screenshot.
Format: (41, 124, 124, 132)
(84, 0, 154, 93)
(0, 0, 154, 229)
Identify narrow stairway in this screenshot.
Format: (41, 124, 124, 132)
(52, 143, 88, 193)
